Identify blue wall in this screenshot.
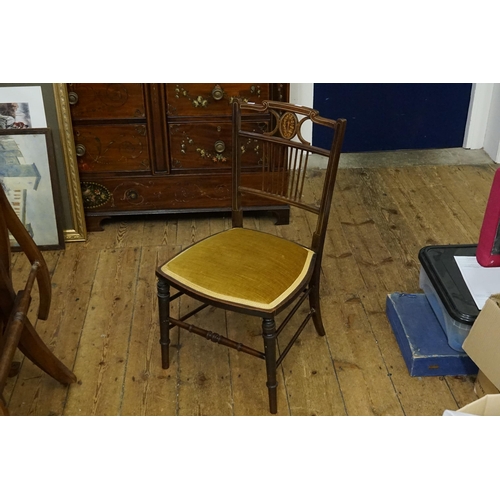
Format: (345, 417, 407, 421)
(312, 83, 473, 152)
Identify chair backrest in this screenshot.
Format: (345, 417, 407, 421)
(231, 100, 346, 256)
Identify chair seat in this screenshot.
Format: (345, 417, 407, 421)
(160, 228, 315, 311)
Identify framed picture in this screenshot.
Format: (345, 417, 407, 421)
(0, 86, 47, 129)
(0, 84, 87, 243)
(0, 128, 65, 250)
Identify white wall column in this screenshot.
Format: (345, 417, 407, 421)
(463, 83, 494, 149)
(464, 83, 500, 163)
(483, 84, 500, 163)
(290, 83, 314, 144)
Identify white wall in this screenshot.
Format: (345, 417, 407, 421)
(464, 83, 500, 163)
(483, 84, 500, 163)
(290, 83, 314, 144)
(289, 83, 313, 108)
(463, 84, 494, 149)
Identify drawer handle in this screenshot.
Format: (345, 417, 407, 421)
(126, 189, 139, 201)
(212, 84, 224, 101)
(68, 91, 79, 105)
(75, 144, 86, 157)
(214, 140, 225, 153)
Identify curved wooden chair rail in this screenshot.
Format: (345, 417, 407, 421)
(156, 100, 346, 414)
(0, 183, 76, 416)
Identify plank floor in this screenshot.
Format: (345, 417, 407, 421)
(5, 160, 497, 416)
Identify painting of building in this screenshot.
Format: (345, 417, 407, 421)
(0, 136, 41, 239)
(0, 131, 62, 248)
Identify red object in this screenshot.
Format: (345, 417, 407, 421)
(477, 168, 500, 267)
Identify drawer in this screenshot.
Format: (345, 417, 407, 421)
(73, 124, 151, 173)
(169, 121, 231, 170)
(169, 120, 270, 171)
(81, 175, 231, 212)
(80, 172, 286, 212)
(166, 83, 270, 116)
(68, 83, 146, 120)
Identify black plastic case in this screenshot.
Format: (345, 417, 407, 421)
(418, 244, 479, 325)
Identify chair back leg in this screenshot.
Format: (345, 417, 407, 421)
(157, 277, 171, 369)
(262, 317, 278, 414)
(309, 268, 327, 337)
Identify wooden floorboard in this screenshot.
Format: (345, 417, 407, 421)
(5, 163, 496, 416)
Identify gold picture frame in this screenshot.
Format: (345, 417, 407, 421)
(53, 83, 87, 242)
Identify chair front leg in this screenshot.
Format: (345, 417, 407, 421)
(157, 277, 171, 369)
(262, 317, 278, 414)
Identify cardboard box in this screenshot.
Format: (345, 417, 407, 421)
(457, 394, 500, 416)
(442, 294, 500, 415)
(462, 293, 500, 392)
(474, 370, 500, 397)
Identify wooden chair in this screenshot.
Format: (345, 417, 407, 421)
(156, 100, 346, 414)
(0, 183, 76, 416)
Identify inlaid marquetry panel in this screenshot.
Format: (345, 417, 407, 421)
(169, 120, 270, 171)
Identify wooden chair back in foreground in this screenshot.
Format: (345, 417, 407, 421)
(0, 183, 76, 416)
(156, 100, 346, 414)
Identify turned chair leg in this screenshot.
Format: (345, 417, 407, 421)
(262, 317, 278, 414)
(157, 277, 171, 369)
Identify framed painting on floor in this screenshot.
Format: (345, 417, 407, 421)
(0, 128, 65, 250)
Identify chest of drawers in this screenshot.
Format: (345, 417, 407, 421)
(67, 83, 290, 230)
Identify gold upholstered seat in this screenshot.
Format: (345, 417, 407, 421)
(160, 228, 315, 312)
(156, 100, 346, 414)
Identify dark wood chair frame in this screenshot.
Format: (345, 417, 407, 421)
(156, 100, 346, 414)
(0, 184, 76, 416)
